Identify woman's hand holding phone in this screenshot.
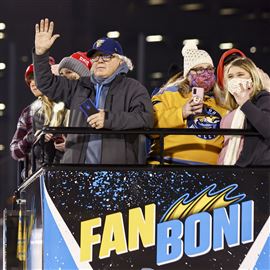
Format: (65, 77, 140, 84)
(53, 135, 66, 152)
(45, 133, 54, 142)
(182, 87, 204, 119)
(182, 98, 203, 119)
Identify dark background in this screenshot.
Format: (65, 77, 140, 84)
(0, 0, 270, 212)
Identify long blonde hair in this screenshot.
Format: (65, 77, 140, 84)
(213, 83, 226, 107)
(160, 72, 191, 98)
(223, 58, 264, 111)
(38, 96, 67, 127)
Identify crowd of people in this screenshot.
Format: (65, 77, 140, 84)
(9, 18, 270, 176)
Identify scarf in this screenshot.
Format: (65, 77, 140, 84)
(90, 62, 129, 107)
(85, 62, 129, 164)
(90, 62, 129, 85)
(223, 107, 245, 165)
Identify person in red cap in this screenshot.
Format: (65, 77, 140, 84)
(45, 51, 92, 153)
(58, 51, 91, 79)
(10, 57, 69, 175)
(32, 18, 153, 165)
(10, 63, 45, 162)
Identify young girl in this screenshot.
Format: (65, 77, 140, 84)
(218, 57, 270, 166)
(10, 61, 68, 172)
(32, 91, 68, 165)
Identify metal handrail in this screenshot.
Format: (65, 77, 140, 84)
(42, 127, 260, 136)
(13, 126, 264, 208)
(22, 126, 261, 177)
(38, 126, 261, 166)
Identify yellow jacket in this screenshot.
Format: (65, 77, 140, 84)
(150, 88, 227, 164)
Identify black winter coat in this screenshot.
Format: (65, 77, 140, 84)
(32, 106, 64, 166)
(33, 52, 154, 164)
(236, 90, 270, 166)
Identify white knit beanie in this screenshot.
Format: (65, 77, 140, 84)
(182, 41, 214, 77)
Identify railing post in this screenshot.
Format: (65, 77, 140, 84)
(41, 134, 45, 165)
(24, 156, 29, 179)
(159, 134, 164, 165)
(31, 145, 36, 173)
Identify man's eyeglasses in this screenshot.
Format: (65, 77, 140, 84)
(190, 67, 215, 75)
(91, 55, 115, 63)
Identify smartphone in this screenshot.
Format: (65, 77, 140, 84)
(192, 87, 204, 104)
(79, 98, 99, 118)
(52, 135, 65, 144)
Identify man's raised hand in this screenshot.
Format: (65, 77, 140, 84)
(35, 18, 60, 55)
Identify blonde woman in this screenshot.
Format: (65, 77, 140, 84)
(218, 57, 270, 166)
(33, 93, 68, 165)
(150, 41, 227, 165)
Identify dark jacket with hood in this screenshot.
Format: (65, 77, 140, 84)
(236, 90, 270, 166)
(33, 52, 154, 164)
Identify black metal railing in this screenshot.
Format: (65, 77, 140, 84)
(41, 127, 260, 165)
(14, 126, 263, 203)
(16, 126, 261, 185)
(42, 126, 260, 136)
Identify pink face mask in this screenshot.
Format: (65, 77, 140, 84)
(189, 71, 216, 93)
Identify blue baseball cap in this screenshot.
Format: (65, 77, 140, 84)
(87, 37, 124, 57)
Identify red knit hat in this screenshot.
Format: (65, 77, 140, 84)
(24, 56, 55, 86)
(217, 48, 246, 89)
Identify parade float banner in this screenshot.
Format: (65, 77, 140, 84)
(41, 166, 269, 270)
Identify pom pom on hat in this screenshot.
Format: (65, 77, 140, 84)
(182, 41, 213, 77)
(181, 40, 198, 56)
(58, 51, 92, 77)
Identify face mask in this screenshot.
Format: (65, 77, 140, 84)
(189, 71, 216, 93)
(227, 78, 252, 95)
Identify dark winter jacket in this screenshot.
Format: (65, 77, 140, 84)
(236, 90, 270, 166)
(33, 52, 154, 164)
(32, 108, 63, 165)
